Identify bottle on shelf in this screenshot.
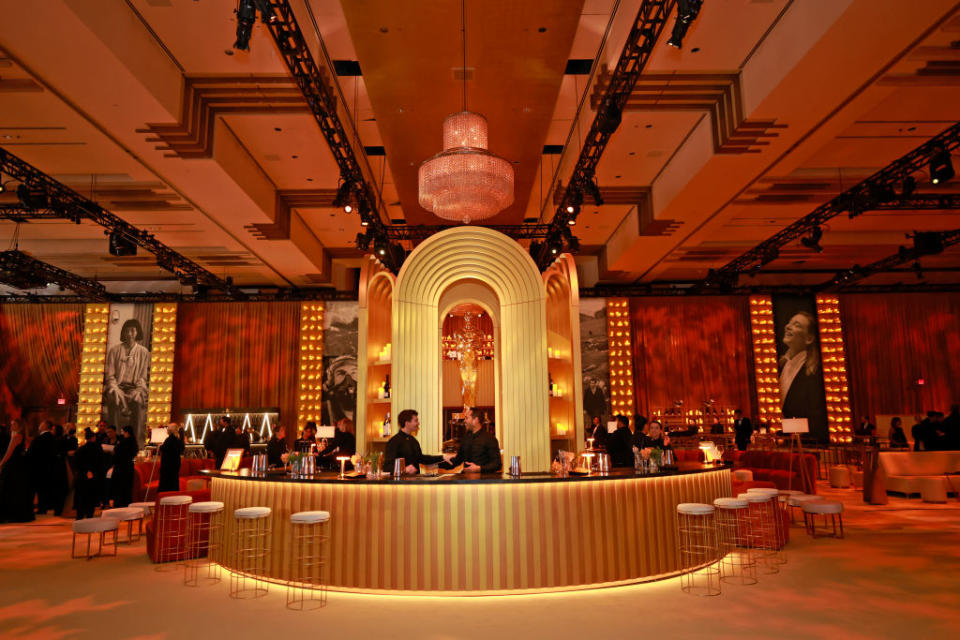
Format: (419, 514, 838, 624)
(548, 372, 554, 397)
(381, 412, 391, 438)
(384, 374, 391, 399)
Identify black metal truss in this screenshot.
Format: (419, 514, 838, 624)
(0, 288, 358, 303)
(261, 1, 402, 271)
(873, 193, 960, 210)
(824, 228, 960, 290)
(718, 120, 960, 277)
(385, 224, 553, 242)
(0, 148, 244, 297)
(0, 250, 108, 300)
(533, 0, 677, 270)
(578, 279, 960, 298)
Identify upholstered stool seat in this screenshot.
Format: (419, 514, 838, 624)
(802, 500, 845, 538)
(71, 518, 118, 559)
(129, 501, 154, 518)
(713, 497, 748, 509)
(290, 510, 330, 525)
(732, 469, 754, 482)
(787, 494, 824, 507)
(189, 501, 225, 514)
(676, 503, 720, 596)
(160, 495, 193, 506)
(920, 477, 948, 503)
(829, 465, 851, 488)
(235, 506, 271, 519)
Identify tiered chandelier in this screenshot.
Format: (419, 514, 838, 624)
(418, 112, 514, 224)
(417, 0, 514, 224)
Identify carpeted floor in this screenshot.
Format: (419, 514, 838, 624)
(1, 483, 959, 640)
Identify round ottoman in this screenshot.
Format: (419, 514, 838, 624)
(732, 469, 754, 482)
(802, 500, 844, 538)
(829, 465, 851, 488)
(71, 517, 119, 559)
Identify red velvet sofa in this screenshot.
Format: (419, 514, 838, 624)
(133, 458, 216, 502)
(734, 451, 818, 494)
(145, 488, 212, 564)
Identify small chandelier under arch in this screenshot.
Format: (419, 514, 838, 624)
(418, 111, 514, 224)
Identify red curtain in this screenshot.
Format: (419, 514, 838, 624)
(840, 293, 960, 417)
(173, 302, 300, 426)
(629, 297, 755, 418)
(0, 304, 83, 420)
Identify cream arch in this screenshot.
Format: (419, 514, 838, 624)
(393, 226, 551, 471)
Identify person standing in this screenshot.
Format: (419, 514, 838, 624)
(0, 420, 35, 523)
(28, 420, 58, 514)
(74, 429, 104, 520)
(204, 416, 231, 468)
(382, 410, 454, 474)
(266, 425, 289, 468)
(445, 407, 501, 473)
(159, 423, 184, 493)
(113, 426, 139, 507)
(606, 415, 636, 468)
(318, 418, 357, 469)
(103, 319, 151, 445)
(888, 417, 909, 449)
(733, 409, 754, 451)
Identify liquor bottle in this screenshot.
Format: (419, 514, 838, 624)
(384, 374, 391, 399)
(548, 372, 554, 397)
(382, 412, 391, 438)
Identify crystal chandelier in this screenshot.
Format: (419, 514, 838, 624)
(418, 111, 514, 224)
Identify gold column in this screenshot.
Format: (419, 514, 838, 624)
(297, 302, 325, 427)
(76, 304, 109, 432)
(146, 303, 177, 431)
(607, 298, 635, 416)
(816, 295, 853, 444)
(748, 296, 781, 431)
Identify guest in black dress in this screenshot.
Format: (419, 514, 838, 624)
(113, 426, 139, 507)
(159, 424, 184, 493)
(0, 420, 35, 523)
(74, 429, 104, 520)
(888, 417, 909, 449)
(28, 421, 58, 514)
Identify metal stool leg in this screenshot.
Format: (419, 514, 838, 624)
(230, 514, 271, 599)
(715, 505, 757, 586)
(156, 503, 190, 571)
(287, 520, 329, 610)
(677, 509, 721, 596)
(184, 509, 223, 587)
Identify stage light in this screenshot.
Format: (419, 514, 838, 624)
(597, 101, 622, 135)
(666, 0, 703, 49)
(912, 261, 924, 280)
(16, 184, 48, 209)
(333, 178, 355, 212)
(233, 0, 257, 51)
(929, 146, 954, 184)
(913, 231, 945, 256)
(566, 235, 580, 253)
(567, 217, 576, 226)
(800, 226, 823, 253)
(901, 174, 917, 197)
(566, 204, 576, 214)
(355, 231, 371, 252)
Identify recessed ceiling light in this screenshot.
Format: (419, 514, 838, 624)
(306, 178, 313, 182)
(628, 151, 635, 156)
(538, 27, 547, 33)
(274, 127, 282, 132)
(380, 27, 389, 33)
(645, 124, 653, 129)
(224, 50, 234, 56)
(292, 155, 299, 159)
(691, 47, 700, 53)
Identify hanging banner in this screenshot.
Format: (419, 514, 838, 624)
(101, 303, 153, 443)
(771, 295, 828, 442)
(579, 298, 610, 428)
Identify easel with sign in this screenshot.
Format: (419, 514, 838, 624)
(783, 418, 812, 493)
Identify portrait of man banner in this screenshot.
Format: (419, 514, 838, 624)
(102, 303, 153, 444)
(771, 295, 827, 442)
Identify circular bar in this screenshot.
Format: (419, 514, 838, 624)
(206, 464, 731, 595)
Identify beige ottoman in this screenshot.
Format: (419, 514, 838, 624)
(829, 465, 851, 489)
(732, 469, 754, 482)
(920, 477, 948, 503)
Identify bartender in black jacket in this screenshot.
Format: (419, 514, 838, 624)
(266, 425, 288, 467)
(445, 406, 502, 473)
(382, 409, 454, 474)
(606, 415, 635, 468)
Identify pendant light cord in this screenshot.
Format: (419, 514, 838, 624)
(462, 0, 467, 112)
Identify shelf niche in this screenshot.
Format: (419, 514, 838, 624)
(356, 258, 395, 452)
(543, 255, 584, 459)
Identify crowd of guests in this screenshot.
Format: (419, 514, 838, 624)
(586, 413, 674, 468)
(856, 405, 960, 451)
(0, 419, 141, 523)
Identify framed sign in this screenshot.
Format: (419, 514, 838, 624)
(782, 418, 809, 434)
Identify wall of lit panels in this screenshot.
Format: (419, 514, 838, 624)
(297, 302, 325, 427)
(607, 298, 635, 416)
(77, 304, 109, 432)
(816, 295, 853, 443)
(748, 297, 781, 431)
(146, 304, 177, 433)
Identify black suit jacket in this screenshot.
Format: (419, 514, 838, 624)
(607, 426, 635, 467)
(734, 418, 753, 449)
(782, 367, 826, 439)
(449, 429, 502, 472)
(382, 431, 442, 472)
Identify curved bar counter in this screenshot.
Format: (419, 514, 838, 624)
(205, 464, 732, 595)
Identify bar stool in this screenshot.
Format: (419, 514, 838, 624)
(101, 507, 145, 543)
(778, 490, 804, 524)
(745, 488, 787, 565)
(787, 493, 824, 525)
(803, 500, 845, 538)
(712, 497, 757, 586)
(676, 503, 721, 596)
(230, 506, 272, 599)
(287, 510, 331, 610)
(829, 465, 851, 488)
(71, 517, 118, 559)
(184, 501, 225, 587)
(737, 492, 779, 575)
(732, 469, 754, 482)
(155, 495, 192, 571)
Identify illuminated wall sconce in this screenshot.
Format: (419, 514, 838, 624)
(749, 297, 781, 432)
(297, 302, 325, 427)
(77, 304, 109, 436)
(816, 295, 853, 444)
(606, 298, 635, 416)
(146, 304, 177, 433)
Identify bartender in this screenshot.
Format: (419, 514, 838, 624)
(443, 406, 501, 473)
(296, 422, 318, 453)
(637, 419, 672, 450)
(318, 418, 357, 468)
(606, 414, 635, 467)
(382, 409, 454, 474)
(266, 424, 288, 467)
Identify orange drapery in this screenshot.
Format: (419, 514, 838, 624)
(172, 302, 300, 428)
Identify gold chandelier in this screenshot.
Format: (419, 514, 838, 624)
(418, 111, 514, 224)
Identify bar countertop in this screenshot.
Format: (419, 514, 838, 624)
(200, 461, 730, 485)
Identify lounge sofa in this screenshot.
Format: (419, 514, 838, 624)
(876, 451, 960, 497)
